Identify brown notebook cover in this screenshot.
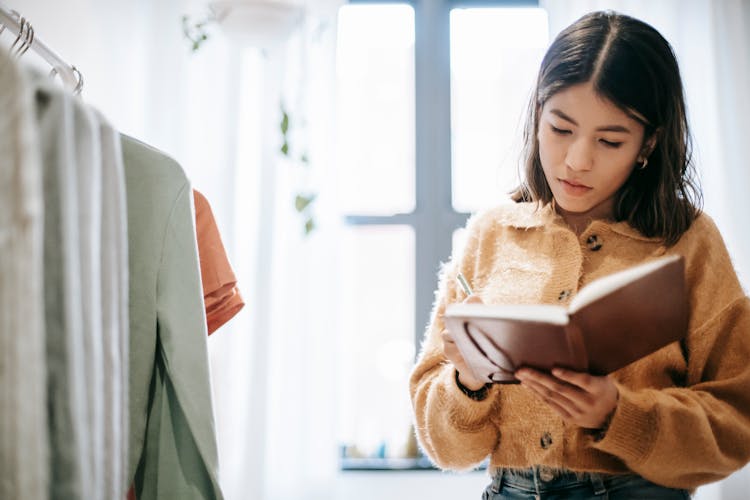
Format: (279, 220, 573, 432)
(444, 255, 688, 383)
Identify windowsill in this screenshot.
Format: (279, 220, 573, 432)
(340, 456, 437, 471)
(340, 457, 488, 472)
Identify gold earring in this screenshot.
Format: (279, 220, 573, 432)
(638, 158, 648, 170)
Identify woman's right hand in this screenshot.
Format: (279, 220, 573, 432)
(441, 295, 486, 390)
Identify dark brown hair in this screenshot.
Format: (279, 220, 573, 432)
(512, 11, 702, 245)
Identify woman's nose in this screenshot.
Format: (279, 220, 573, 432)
(565, 138, 594, 171)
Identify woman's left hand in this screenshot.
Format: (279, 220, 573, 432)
(515, 367, 619, 430)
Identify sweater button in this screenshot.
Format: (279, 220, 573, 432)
(540, 432, 553, 449)
(558, 290, 571, 301)
(586, 234, 602, 251)
(538, 466, 556, 482)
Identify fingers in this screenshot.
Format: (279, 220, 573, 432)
(441, 331, 459, 359)
(440, 328, 488, 389)
(441, 329, 455, 343)
(551, 368, 594, 390)
(440, 329, 463, 364)
(517, 368, 592, 402)
(526, 384, 574, 420)
(516, 367, 619, 429)
(441, 330, 456, 355)
(518, 372, 584, 417)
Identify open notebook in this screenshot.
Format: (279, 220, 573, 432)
(444, 255, 689, 383)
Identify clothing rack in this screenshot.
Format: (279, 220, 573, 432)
(0, 2, 82, 93)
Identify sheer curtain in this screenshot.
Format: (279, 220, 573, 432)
(15, 1, 344, 499)
(205, 5, 346, 499)
(540, 2, 750, 499)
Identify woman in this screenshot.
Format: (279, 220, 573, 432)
(410, 11, 750, 499)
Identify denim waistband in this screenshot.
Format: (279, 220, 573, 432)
(488, 466, 615, 496)
(486, 466, 691, 499)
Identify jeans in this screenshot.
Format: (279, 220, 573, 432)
(482, 466, 691, 499)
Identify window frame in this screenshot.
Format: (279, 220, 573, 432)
(344, 0, 539, 351)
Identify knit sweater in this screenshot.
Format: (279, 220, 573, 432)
(410, 201, 750, 490)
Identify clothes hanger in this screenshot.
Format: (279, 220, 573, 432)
(0, 3, 83, 95)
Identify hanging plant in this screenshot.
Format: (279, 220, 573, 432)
(181, 10, 317, 237)
(181, 12, 216, 52)
(279, 103, 317, 236)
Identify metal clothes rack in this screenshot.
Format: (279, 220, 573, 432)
(0, 2, 83, 94)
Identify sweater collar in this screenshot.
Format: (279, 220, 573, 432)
(606, 221, 663, 242)
(496, 201, 556, 229)
(500, 201, 662, 243)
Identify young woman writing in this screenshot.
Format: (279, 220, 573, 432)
(410, 11, 750, 499)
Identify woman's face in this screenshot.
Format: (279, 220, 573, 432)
(537, 82, 647, 220)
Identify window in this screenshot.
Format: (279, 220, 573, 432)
(450, 7, 549, 212)
(336, 1, 548, 469)
(336, 3, 419, 467)
(336, 4, 416, 215)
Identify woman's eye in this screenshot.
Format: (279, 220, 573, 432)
(600, 139, 623, 148)
(550, 125, 571, 135)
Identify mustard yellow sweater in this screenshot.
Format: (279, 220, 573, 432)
(410, 202, 750, 489)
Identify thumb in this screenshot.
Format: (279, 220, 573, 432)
(464, 295, 483, 304)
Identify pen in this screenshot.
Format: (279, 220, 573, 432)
(456, 272, 474, 297)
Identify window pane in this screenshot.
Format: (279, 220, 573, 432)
(450, 8, 549, 212)
(336, 4, 415, 215)
(337, 225, 415, 459)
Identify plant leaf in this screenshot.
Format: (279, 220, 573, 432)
(295, 194, 316, 212)
(281, 142, 289, 156)
(183, 13, 214, 53)
(304, 217, 315, 235)
(280, 110, 289, 135)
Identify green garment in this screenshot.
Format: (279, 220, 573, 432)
(121, 135, 223, 500)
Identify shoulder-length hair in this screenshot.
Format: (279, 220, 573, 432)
(512, 10, 701, 245)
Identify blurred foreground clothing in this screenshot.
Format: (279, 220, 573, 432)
(1, 51, 129, 499)
(122, 136, 223, 500)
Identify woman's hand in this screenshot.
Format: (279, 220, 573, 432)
(514, 367, 619, 430)
(441, 295, 486, 391)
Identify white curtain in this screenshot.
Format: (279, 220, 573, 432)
(207, 9, 345, 498)
(151, 3, 345, 499)
(541, 2, 750, 499)
(16, 1, 343, 499)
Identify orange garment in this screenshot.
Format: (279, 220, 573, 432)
(193, 189, 245, 334)
(126, 189, 243, 500)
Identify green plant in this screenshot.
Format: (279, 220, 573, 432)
(182, 12, 317, 236)
(280, 104, 317, 235)
(181, 13, 216, 52)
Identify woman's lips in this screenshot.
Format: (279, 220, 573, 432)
(559, 178, 593, 196)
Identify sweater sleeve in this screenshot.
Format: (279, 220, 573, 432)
(409, 213, 501, 471)
(591, 216, 750, 489)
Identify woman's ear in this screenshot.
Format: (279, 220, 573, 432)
(639, 129, 660, 161)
